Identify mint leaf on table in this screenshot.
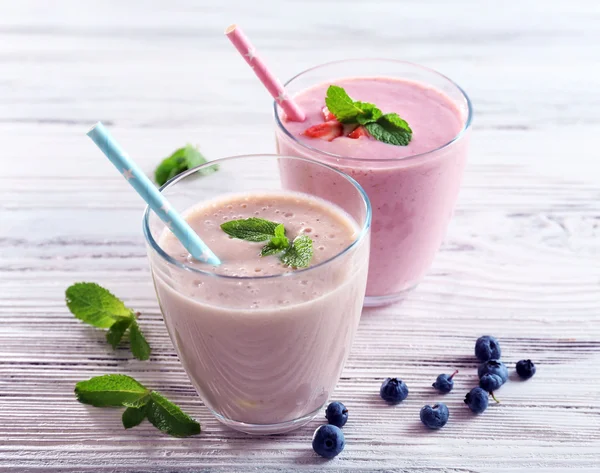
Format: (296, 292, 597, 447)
(75, 375, 201, 437)
(220, 217, 280, 242)
(122, 406, 147, 429)
(323, 85, 412, 146)
(66, 282, 151, 360)
(75, 374, 149, 407)
(129, 320, 151, 361)
(146, 391, 201, 438)
(280, 235, 313, 269)
(365, 113, 413, 146)
(154, 144, 217, 186)
(106, 318, 132, 349)
(66, 282, 132, 329)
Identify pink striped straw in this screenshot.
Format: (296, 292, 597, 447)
(225, 24, 305, 122)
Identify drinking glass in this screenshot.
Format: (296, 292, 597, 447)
(275, 59, 472, 306)
(143, 154, 371, 434)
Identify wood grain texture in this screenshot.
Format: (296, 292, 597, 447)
(1, 0, 599, 471)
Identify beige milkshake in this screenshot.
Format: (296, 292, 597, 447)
(148, 189, 370, 434)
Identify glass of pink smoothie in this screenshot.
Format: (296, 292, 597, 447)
(274, 59, 472, 306)
(143, 154, 371, 434)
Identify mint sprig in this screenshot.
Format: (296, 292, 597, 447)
(221, 217, 280, 242)
(75, 375, 201, 437)
(324, 85, 412, 146)
(280, 235, 313, 269)
(260, 224, 289, 256)
(220, 217, 313, 268)
(66, 283, 151, 361)
(154, 144, 218, 186)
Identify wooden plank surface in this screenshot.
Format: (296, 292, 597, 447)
(1, 1, 599, 471)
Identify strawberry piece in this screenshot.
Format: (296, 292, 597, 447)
(347, 126, 370, 139)
(321, 106, 336, 121)
(303, 121, 343, 141)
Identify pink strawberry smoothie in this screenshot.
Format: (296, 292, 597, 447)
(150, 191, 369, 430)
(276, 76, 470, 303)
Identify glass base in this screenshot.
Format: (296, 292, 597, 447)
(209, 405, 323, 435)
(364, 283, 419, 307)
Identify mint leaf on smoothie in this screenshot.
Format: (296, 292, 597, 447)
(75, 374, 201, 437)
(154, 144, 217, 186)
(221, 217, 281, 242)
(325, 85, 381, 124)
(365, 112, 413, 146)
(66, 282, 151, 360)
(220, 218, 313, 267)
(260, 224, 290, 256)
(312, 85, 412, 146)
(280, 235, 313, 269)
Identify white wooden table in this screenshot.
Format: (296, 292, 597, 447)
(1, 1, 599, 471)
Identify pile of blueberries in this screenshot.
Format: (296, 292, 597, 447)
(312, 335, 536, 459)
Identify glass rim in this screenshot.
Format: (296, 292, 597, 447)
(142, 154, 372, 281)
(273, 58, 473, 164)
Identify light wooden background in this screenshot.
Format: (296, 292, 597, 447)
(1, 1, 599, 472)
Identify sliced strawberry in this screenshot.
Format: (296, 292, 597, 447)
(321, 106, 336, 121)
(303, 121, 343, 141)
(347, 126, 370, 139)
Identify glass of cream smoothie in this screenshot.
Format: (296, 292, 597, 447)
(274, 59, 472, 306)
(143, 154, 371, 434)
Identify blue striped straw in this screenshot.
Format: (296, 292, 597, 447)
(86, 122, 221, 265)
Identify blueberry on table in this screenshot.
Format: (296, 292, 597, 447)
(516, 359, 536, 379)
(477, 359, 508, 384)
(325, 401, 348, 428)
(432, 370, 458, 393)
(420, 403, 449, 429)
(464, 387, 489, 414)
(475, 335, 502, 362)
(312, 424, 345, 459)
(380, 377, 409, 404)
(479, 373, 503, 393)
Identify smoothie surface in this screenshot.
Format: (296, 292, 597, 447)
(160, 191, 359, 278)
(283, 77, 465, 160)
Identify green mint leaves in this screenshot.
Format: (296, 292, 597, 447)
(221, 218, 313, 268)
(260, 224, 290, 256)
(221, 217, 281, 242)
(325, 85, 412, 146)
(365, 112, 412, 146)
(66, 283, 151, 360)
(75, 375, 201, 437)
(75, 374, 148, 407)
(154, 144, 218, 186)
(280, 235, 313, 269)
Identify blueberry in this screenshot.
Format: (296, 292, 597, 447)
(380, 377, 409, 404)
(325, 401, 348, 428)
(432, 370, 458, 393)
(312, 424, 345, 459)
(420, 403, 449, 429)
(464, 387, 489, 414)
(479, 373, 503, 392)
(478, 359, 508, 384)
(516, 359, 536, 379)
(475, 336, 501, 362)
